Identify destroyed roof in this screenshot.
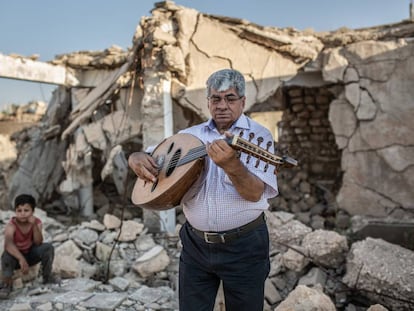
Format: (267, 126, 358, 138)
(4, 1, 410, 71)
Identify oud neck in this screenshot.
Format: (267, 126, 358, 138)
(178, 145, 207, 166)
(228, 135, 290, 167)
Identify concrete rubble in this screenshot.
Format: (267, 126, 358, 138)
(0, 0, 414, 310)
(0, 207, 411, 310)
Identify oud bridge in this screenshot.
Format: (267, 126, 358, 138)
(146, 155, 165, 192)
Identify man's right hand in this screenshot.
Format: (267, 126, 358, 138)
(128, 152, 159, 183)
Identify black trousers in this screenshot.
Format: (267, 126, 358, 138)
(179, 221, 270, 311)
(1, 243, 54, 279)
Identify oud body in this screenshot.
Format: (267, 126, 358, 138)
(132, 133, 205, 210)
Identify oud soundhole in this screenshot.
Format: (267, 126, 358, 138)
(166, 149, 181, 177)
(150, 179, 158, 192)
(167, 142, 174, 154)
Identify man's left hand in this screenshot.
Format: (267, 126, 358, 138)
(207, 137, 238, 169)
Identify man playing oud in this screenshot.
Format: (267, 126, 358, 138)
(128, 69, 278, 311)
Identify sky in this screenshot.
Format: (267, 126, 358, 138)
(0, 0, 411, 110)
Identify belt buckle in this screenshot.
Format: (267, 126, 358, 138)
(204, 232, 226, 243)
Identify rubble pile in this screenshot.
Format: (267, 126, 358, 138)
(0, 208, 412, 310)
(0, 101, 46, 123)
(50, 45, 129, 70)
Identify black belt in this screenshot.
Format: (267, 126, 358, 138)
(189, 213, 266, 244)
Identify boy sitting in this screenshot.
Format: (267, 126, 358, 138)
(0, 194, 58, 298)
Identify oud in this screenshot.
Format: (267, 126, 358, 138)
(131, 133, 297, 210)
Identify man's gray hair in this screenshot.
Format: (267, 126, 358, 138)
(206, 69, 245, 97)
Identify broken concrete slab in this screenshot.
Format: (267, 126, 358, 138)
(343, 237, 414, 310)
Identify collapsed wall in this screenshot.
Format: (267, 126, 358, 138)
(324, 40, 414, 218)
(2, 1, 414, 228)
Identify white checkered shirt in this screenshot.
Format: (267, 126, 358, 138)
(179, 114, 278, 232)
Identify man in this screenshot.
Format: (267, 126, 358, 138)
(128, 69, 278, 310)
(0, 194, 58, 299)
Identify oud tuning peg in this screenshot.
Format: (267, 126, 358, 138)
(248, 133, 255, 142)
(239, 130, 244, 138)
(266, 141, 272, 152)
(264, 163, 269, 172)
(255, 137, 264, 167)
(245, 133, 254, 164)
(257, 136, 263, 147)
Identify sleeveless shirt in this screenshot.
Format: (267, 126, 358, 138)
(10, 217, 41, 254)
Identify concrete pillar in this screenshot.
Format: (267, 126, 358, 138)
(159, 79, 176, 234)
(79, 183, 94, 217)
(79, 151, 94, 217)
(411, 0, 414, 20)
(141, 72, 176, 233)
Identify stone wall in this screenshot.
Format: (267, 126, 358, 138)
(323, 41, 414, 218)
(266, 85, 343, 229)
(279, 86, 340, 184)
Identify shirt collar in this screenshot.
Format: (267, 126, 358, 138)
(206, 114, 250, 133)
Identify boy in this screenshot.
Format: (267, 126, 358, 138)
(0, 194, 57, 298)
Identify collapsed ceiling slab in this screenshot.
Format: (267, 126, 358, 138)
(0, 53, 78, 86)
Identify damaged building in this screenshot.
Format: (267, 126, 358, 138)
(0, 1, 413, 310)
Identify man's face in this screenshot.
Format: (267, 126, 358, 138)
(208, 87, 245, 132)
